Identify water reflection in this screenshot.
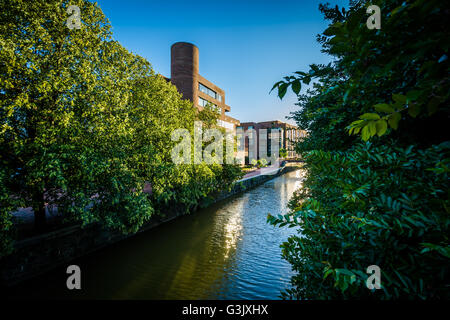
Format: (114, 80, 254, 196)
(9, 169, 304, 300)
(222, 203, 243, 259)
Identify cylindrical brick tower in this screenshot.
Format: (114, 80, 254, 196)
(170, 42, 199, 102)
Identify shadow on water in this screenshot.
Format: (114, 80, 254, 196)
(8, 169, 304, 299)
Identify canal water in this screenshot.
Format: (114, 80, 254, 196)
(9, 169, 304, 299)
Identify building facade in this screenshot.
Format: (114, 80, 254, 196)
(238, 120, 306, 161)
(167, 42, 240, 131)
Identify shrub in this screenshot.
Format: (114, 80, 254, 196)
(269, 0, 450, 299)
(269, 142, 450, 299)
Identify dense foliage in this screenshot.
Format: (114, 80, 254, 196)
(0, 0, 242, 257)
(269, 0, 449, 299)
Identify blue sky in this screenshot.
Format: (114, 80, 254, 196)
(96, 0, 348, 125)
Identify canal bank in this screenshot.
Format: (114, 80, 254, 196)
(6, 168, 304, 299)
(1, 164, 301, 288)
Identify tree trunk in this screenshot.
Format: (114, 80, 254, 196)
(33, 191, 46, 232)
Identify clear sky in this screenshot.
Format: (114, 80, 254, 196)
(96, 0, 348, 125)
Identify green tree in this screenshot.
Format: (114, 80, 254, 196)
(0, 0, 243, 257)
(269, 0, 449, 299)
(0, 0, 166, 239)
(1, 0, 119, 231)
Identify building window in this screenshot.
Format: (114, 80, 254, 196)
(198, 97, 219, 112)
(199, 83, 221, 101)
(217, 119, 234, 130)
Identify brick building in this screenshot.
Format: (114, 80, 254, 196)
(165, 42, 240, 131)
(238, 120, 306, 161)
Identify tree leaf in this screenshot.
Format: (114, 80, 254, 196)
(291, 79, 301, 95)
(392, 94, 407, 105)
(388, 112, 401, 130)
(361, 125, 370, 141)
(408, 103, 420, 118)
(375, 119, 388, 136)
(278, 83, 288, 99)
(368, 121, 377, 136)
(360, 113, 380, 120)
(374, 104, 394, 113)
(270, 81, 284, 93)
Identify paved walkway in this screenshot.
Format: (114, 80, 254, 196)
(240, 165, 283, 181)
